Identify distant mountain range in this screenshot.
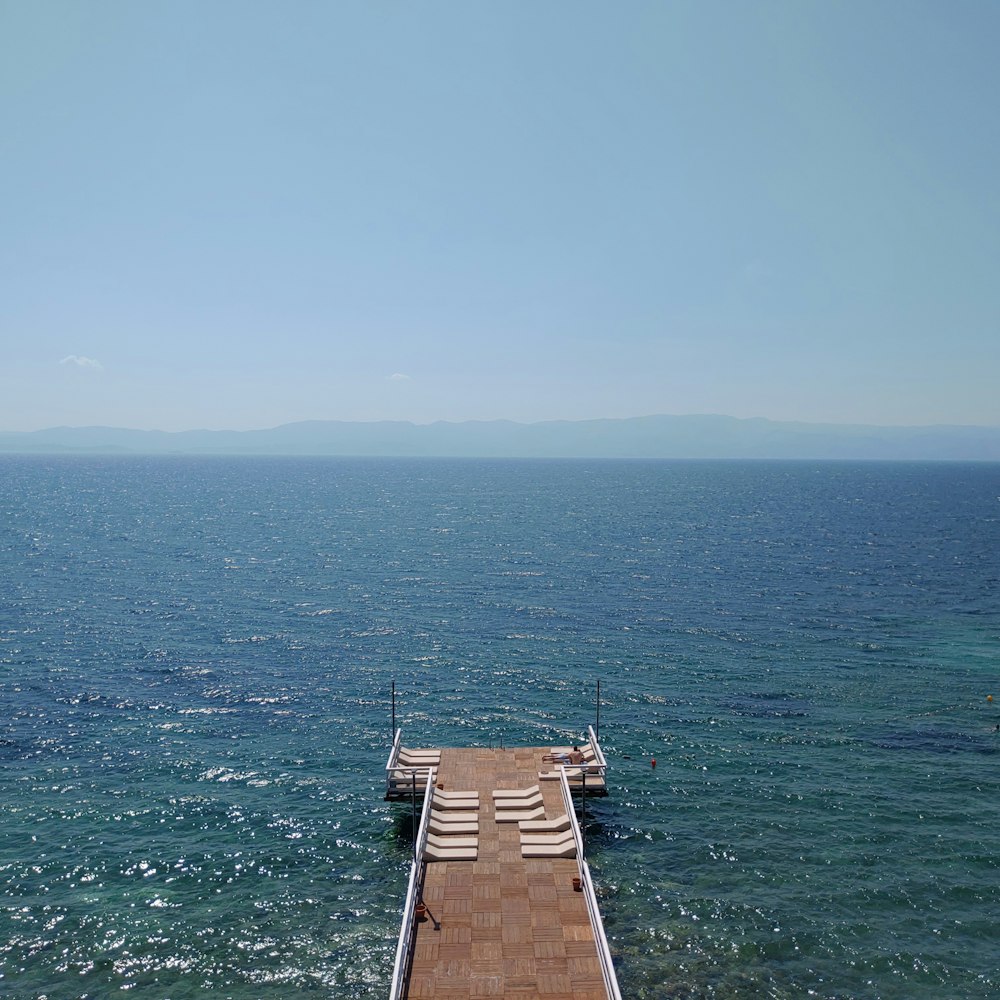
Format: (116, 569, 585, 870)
(1, 415, 999, 460)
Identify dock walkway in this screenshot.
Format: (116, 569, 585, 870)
(386, 731, 619, 999)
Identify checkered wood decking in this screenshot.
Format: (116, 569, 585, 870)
(401, 747, 609, 999)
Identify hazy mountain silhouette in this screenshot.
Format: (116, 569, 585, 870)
(1, 415, 999, 460)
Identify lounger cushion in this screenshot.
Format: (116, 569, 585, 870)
(428, 820, 478, 836)
(492, 784, 540, 798)
(430, 809, 478, 823)
(564, 773, 606, 789)
(518, 814, 571, 833)
(520, 842, 577, 858)
(389, 769, 431, 780)
(426, 834, 478, 848)
(494, 795, 543, 810)
(519, 830, 575, 845)
(493, 807, 545, 823)
(424, 846, 478, 861)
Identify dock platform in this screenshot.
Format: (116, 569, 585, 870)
(386, 728, 620, 999)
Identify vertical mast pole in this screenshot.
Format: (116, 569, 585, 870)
(596, 679, 600, 741)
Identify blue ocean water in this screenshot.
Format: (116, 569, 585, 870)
(1, 456, 998, 999)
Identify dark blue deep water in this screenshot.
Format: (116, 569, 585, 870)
(1, 456, 998, 999)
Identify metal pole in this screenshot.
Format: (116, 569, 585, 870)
(581, 769, 587, 859)
(596, 679, 600, 741)
(411, 771, 417, 864)
(392, 680, 396, 742)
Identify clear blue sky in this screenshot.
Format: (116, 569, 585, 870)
(2, 0, 998, 431)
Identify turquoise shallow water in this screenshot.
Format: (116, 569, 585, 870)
(1, 456, 998, 998)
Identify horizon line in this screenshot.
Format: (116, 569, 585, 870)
(5, 412, 1000, 436)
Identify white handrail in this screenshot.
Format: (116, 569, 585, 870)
(587, 725, 608, 771)
(387, 727, 403, 769)
(388, 770, 437, 999)
(580, 857, 622, 1000)
(558, 739, 621, 999)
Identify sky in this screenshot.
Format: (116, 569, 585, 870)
(2, 0, 998, 432)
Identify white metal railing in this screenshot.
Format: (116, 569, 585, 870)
(387, 727, 403, 768)
(556, 739, 621, 1000)
(388, 771, 437, 999)
(580, 855, 622, 1000)
(587, 724, 608, 773)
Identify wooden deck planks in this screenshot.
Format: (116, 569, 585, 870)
(404, 747, 607, 1000)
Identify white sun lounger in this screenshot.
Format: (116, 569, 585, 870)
(432, 797, 478, 810)
(493, 807, 545, 823)
(400, 746, 441, 758)
(387, 770, 431, 792)
(426, 833, 478, 849)
(519, 830, 576, 846)
(518, 813, 571, 833)
(428, 818, 478, 836)
(520, 840, 577, 859)
(492, 784, 540, 799)
(435, 789, 479, 800)
(540, 768, 605, 788)
(389, 768, 431, 781)
(494, 794, 543, 810)
(398, 754, 440, 766)
(563, 771, 606, 790)
(543, 742, 594, 759)
(430, 808, 478, 824)
(424, 845, 478, 861)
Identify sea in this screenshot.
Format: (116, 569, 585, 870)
(1, 456, 998, 1000)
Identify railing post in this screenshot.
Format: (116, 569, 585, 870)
(411, 771, 417, 864)
(392, 680, 396, 742)
(581, 768, 587, 859)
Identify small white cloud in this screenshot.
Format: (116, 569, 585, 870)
(60, 355, 104, 370)
(388, 372, 411, 381)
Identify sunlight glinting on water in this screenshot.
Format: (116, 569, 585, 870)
(2, 456, 999, 998)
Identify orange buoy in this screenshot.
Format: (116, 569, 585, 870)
(989, 695, 994, 703)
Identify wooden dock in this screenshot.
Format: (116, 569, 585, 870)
(386, 731, 620, 999)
